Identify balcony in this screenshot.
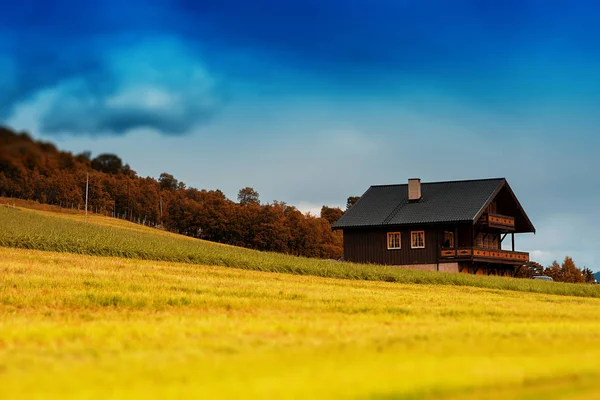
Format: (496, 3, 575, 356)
(478, 213, 515, 231)
(440, 247, 529, 265)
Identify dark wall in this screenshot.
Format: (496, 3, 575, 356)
(457, 224, 473, 248)
(343, 227, 430, 265)
(343, 224, 473, 265)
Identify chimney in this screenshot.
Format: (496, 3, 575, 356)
(408, 178, 421, 201)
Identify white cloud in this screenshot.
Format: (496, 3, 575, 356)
(294, 201, 344, 217)
(7, 37, 223, 136)
(529, 250, 553, 265)
(294, 201, 323, 216)
(106, 86, 177, 110)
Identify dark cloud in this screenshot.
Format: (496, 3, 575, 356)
(1, 0, 600, 135)
(30, 38, 223, 136)
(0, 1, 215, 136)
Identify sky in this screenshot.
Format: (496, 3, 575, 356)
(1, 1, 600, 269)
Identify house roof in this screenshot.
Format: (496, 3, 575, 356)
(332, 178, 535, 232)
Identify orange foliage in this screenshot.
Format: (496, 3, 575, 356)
(0, 126, 343, 259)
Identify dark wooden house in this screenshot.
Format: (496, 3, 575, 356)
(332, 178, 535, 276)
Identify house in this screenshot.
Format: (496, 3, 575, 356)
(332, 178, 535, 276)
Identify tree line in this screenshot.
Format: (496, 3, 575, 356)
(0, 126, 344, 259)
(515, 257, 596, 283)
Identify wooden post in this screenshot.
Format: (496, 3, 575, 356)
(511, 233, 515, 252)
(454, 227, 458, 249)
(159, 196, 163, 223)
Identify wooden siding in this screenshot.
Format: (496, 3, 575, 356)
(342, 222, 526, 267)
(478, 213, 515, 231)
(343, 228, 439, 265)
(457, 225, 473, 248)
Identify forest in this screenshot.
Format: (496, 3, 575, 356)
(516, 258, 596, 284)
(0, 126, 345, 259)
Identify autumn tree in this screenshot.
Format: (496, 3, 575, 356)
(582, 267, 596, 283)
(544, 257, 585, 283)
(159, 173, 179, 191)
(514, 261, 544, 278)
(76, 151, 92, 162)
(320, 206, 344, 225)
(560, 256, 585, 283)
(91, 154, 124, 174)
(346, 196, 360, 210)
(544, 260, 562, 281)
(238, 187, 260, 206)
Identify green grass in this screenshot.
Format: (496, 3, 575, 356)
(1, 205, 598, 298)
(0, 207, 600, 297)
(1, 247, 600, 399)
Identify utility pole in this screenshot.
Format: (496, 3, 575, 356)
(85, 172, 89, 217)
(159, 196, 163, 223)
(127, 180, 130, 221)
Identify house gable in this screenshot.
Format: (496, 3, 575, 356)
(473, 180, 536, 233)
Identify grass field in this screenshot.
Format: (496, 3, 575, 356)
(2, 247, 600, 399)
(2, 204, 600, 399)
(1, 206, 599, 299)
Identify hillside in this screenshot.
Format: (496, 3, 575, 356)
(1, 204, 599, 298)
(2, 204, 600, 398)
(0, 126, 343, 259)
(2, 246, 600, 399)
(595, 271, 600, 282)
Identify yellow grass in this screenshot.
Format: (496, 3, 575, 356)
(2, 205, 599, 298)
(1, 247, 600, 399)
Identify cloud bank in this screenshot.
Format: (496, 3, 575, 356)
(2, 1, 600, 136)
(27, 39, 222, 136)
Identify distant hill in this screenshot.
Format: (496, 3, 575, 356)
(594, 272, 600, 283)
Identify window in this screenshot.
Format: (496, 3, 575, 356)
(476, 233, 499, 249)
(443, 231, 454, 248)
(387, 232, 401, 249)
(411, 231, 425, 249)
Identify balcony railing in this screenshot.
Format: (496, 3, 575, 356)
(478, 213, 515, 231)
(440, 247, 529, 264)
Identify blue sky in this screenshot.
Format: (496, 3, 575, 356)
(2, 0, 600, 269)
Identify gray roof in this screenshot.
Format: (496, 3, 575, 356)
(333, 178, 506, 229)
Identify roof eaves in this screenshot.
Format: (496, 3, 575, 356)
(502, 180, 537, 234)
(370, 177, 506, 188)
(331, 185, 375, 230)
(335, 219, 475, 229)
